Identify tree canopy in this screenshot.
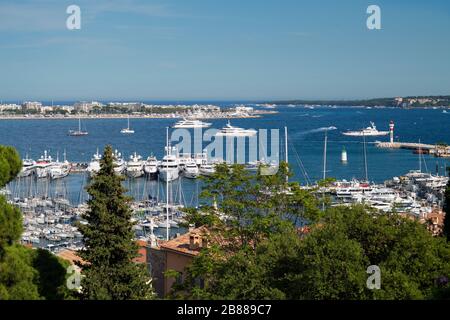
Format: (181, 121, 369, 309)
(77, 145, 153, 300)
(173, 163, 450, 300)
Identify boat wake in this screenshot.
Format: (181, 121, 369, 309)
(295, 126, 337, 136)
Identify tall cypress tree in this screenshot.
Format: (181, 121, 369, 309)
(77, 145, 152, 300)
(443, 167, 450, 241)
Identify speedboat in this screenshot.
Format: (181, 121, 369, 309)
(87, 150, 102, 178)
(126, 152, 144, 178)
(342, 122, 389, 137)
(172, 118, 212, 129)
(183, 161, 200, 179)
(215, 121, 257, 137)
(144, 156, 159, 179)
(159, 147, 180, 182)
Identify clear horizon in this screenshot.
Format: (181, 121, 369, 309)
(1, 0, 450, 101)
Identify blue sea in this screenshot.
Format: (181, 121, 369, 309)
(1, 105, 449, 206)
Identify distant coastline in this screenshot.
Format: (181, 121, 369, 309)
(269, 95, 450, 108)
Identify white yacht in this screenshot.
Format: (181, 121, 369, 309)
(144, 156, 159, 179)
(199, 163, 215, 176)
(87, 150, 102, 178)
(172, 118, 212, 129)
(342, 122, 389, 137)
(49, 153, 70, 180)
(120, 115, 135, 134)
(159, 147, 180, 182)
(215, 121, 257, 137)
(126, 152, 144, 178)
(19, 156, 36, 177)
(113, 150, 126, 174)
(183, 161, 200, 179)
(34, 151, 54, 178)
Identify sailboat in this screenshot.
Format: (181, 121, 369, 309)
(68, 117, 88, 136)
(121, 115, 135, 134)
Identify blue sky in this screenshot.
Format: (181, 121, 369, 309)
(1, 0, 450, 101)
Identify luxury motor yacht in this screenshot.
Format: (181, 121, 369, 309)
(126, 152, 145, 178)
(113, 150, 126, 174)
(87, 150, 102, 178)
(144, 156, 159, 179)
(34, 151, 54, 178)
(172, 118, 212, 129)
(199, 163, 215, 176)
(159, 147, 180, 182)
(342, 122, 389, 137)
(215, 121, 257, 137)
(183, 161, 200, 179)
(18, 156, 36, 178)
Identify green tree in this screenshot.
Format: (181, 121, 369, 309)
(174, 161, 450, 300)
(443, 168, 450, 241)
(77, 145, 153, 300)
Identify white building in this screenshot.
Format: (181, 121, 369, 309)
(74, 101, 103, 113)
(22, 101, 43, 112)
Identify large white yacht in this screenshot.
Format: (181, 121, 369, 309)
(49, 152, 70, 180)
(126, 152, 144, 178)
(144, 156, 159, 179)
(342, 122, 389, 137)
(18, 156, 36, 178)
(34, 151, 54, 178)
(87, 150, 102, 178)
(172, 118, 212, 129)
(215, 121, 257, 137)
(113, 150, 126, 174)
(159, 147, 180, 182)
(199, 163, 215, 176)
(183, 161, 200, 179)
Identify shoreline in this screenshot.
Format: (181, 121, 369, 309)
(0, 111, 277, 121)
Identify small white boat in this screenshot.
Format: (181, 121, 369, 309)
(68, 118, 88, 136)
(120, 115, 135, 134)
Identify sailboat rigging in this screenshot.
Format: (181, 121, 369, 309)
(68, 117, 88, 136)
(121, 115, 135, 134)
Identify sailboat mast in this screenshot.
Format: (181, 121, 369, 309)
(166, 126, 170, 241)
(285, 126, 289, 183)
(419, 139, 422, 173)
(363, 133, 368, 182)
(323, 130, 328, 180)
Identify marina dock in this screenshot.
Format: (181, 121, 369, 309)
(375, 142, 436, 150)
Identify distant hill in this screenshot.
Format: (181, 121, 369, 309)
(271, 95, 450, 108)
